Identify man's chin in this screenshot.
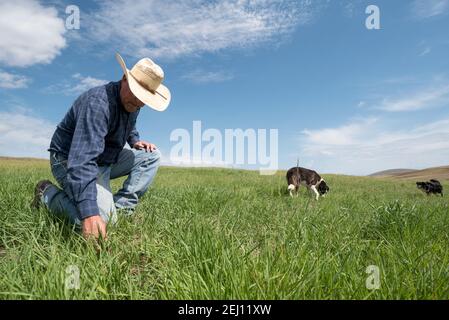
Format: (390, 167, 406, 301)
(125, 104, 138, 112)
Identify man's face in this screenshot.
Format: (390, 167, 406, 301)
(120, 77, 145, 113)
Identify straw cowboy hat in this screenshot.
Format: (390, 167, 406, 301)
(115, 53, 171, 112)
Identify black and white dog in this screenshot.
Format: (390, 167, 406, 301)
(416, 179, 443, 196)
(286, 166, 329, 200)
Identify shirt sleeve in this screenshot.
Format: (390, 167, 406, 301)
(127, 124, 140, 148)
(66, 96, 109, 220)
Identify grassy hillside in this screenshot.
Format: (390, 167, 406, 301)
(369, 169, 417, 177)
(370, 165, 449, 182)
(0, 158, 448, 299)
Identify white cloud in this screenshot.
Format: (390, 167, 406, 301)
(0, 109, 55, 159)
(0, 0, 67, 67)
(67, 74, 109, 95)
(419, 47, 431, 56)
(181, 69, 234, 84)
(377, 85, 449, 112)
(341, 0, 364, 18)
(382, 76, 417, 85)
(302, 118, 378, 147)
(87, 0, 317, 60)
(0, 70, 31, 89)
(299, 118, 449, 175)
(412, 0, 449, 19)
(45, 73, 109, 96)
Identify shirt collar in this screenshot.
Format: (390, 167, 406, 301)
(114, 80, 128, 114)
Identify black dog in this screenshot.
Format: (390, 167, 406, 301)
(286, 166, 329, 200)
(416, 179, 443, 196)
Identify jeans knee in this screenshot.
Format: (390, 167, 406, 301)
(140, 148, 161, 165)
(151, 148, 161, 161)
(98, 199, 117, 224)
(96, 184, 117, 224)
(153, 149, 162, 164)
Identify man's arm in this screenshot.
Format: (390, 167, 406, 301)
(127, 124, 140, 148)
(82, 215, 107, 241)
(127, 118, 157, 152)
(66, 96, 109, 235)
(128, 128, 157, 152)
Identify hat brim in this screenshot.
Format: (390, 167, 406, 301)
(116, 53, 171, 112)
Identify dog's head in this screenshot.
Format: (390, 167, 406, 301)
(318, 180, 330, 195)
(416, 182, 429, 191)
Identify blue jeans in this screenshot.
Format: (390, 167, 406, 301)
(42, 147, 161, 226)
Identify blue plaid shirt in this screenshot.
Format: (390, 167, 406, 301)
(49, 80, 140, 220)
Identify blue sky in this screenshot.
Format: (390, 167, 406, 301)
(1, 0, 449, 175)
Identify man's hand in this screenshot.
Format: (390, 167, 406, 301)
(82, 215, 107, 241)
(133, 141, 157, 152)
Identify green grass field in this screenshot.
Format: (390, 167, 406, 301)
(0, 158, 448, 299)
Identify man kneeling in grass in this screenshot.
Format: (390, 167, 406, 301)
(32, 53, 171, 240)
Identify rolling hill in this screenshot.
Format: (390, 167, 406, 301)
(369, 165, 449, 181)
(369, 169, 418, 177)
